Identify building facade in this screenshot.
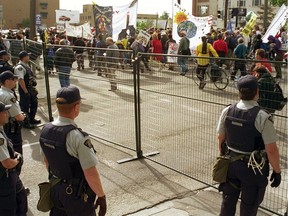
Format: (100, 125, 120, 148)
(0, 0, 59, 29)
(80, 4, 95, 26)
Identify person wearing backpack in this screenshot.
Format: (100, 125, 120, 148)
(253, 66, 287, 113)
(177, 30, 190, 76)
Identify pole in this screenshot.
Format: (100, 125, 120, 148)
(224, 0, 228, 28)
(30, 0, 36, 39)
(263, 0, 268, 30)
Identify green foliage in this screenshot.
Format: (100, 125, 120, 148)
(136, 19, 154, 31)
(160, 11, 170, 20)
(269, 0, 287, 6)
(21, 18, 30, 28)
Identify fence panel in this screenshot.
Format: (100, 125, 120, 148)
(139, 53, 287, 215)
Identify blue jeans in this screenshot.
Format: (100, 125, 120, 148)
(177, 56, 187, 73)
(57, 66, 71, 87)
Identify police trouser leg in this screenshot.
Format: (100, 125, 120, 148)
(0, 172, 18, 216)
(16, 177, 28, 216)
(28, 93, 38, 122)
(18, 88, 30, 115)
(219, 181, 241, 216)
(50, 183, 96, 216)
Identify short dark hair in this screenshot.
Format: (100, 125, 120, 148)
(239, 88, 257, 100)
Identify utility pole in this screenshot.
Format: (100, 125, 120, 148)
(263, 0, 268, 30)
(30, 0, 36, 39)
(224, 0, 228, 28)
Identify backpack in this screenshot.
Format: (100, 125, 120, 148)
(270, 83, 287, 111)
(259, 76, 287, 111)
(210, 63, 222, 82)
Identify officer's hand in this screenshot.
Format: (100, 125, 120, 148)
(15, 153, 23, 168)
(24, 92, 30, 98)
(95, 195, 107, 216)
(270, 171, 281, 188)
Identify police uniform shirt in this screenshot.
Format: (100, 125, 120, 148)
(0, 87, 22, 118)
(46, 116, 98, 170)
(14, 61, 28, 80)
(216, 100, 277, 145)
(0, 129, 10, 162)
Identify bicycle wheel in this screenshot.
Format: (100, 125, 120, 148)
(213, 68, 229, 90)
(192, 65, 200, 86)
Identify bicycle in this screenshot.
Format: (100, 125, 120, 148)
(191, 62, 229, 90)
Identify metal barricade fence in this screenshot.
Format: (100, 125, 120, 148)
(8, 42, 287, 215)
(138, 52, 287, 215)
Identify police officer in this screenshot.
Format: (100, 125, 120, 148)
(0, 50, 14, 74)
(0, 102, 27, 216)
(0, 71, 26, 169)
(39, 86, 107, 216)
(216, 75, 281, 216)
(14, 51, 41, 128)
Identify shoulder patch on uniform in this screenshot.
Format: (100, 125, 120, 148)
(0, 138, 4, 146)
(18, 67, 23, 71)
(84, 139, 93, 149)
(10, 98, 17, 103)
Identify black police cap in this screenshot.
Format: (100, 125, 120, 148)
(56, 86, 81, 104)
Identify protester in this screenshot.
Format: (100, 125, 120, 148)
(106, 37, 119, 91)
(150, 32, 162, 62)
(267, 35, 284, 79)
(196, 35, 218, 89)
(74, 36, 86, 71)
(177, 30, 190, 76)
(232, 37, 248, 79)
(54, 39, 75, 87)
(213, 34, 228, 67)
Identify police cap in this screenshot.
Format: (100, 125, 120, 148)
(0, 71, 18, 84)
(0, 102, 11, 112)
(237, 75, 258, 91)
(56, 86, 81, 104)
(18, 51, 30, 60)
(0, 50, 9, 57)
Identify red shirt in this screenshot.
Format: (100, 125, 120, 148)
(213, 39, 228, 55)
(256, 58, 273, 73)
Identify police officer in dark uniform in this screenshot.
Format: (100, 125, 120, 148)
(0, 71, 26, 171)
(0, 102, 27, 216)
(14, 51, 41, 128)
(0, 50, 14, 74)
(39, 86, 107, 216)
(216, 75, 281, 216)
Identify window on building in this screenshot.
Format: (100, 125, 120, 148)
(88, 16, 91, 20)
(198, 5, 209, 16)
(237, 0, 245, 7)
(40, 2, 48, 10)
(40, 12, 48, 19)
(252, 0, 262, 6)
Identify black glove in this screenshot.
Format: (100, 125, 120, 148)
(95, 195, 107, 216)
(270, 171, 281, 188)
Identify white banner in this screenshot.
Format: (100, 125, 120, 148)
(56, 10, 80, 24)
(172, 0, 213, 54)
(262, 4, 288, 43)
(66, 23, 93, 40)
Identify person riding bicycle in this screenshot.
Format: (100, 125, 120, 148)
(196, 35, 218, 90)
